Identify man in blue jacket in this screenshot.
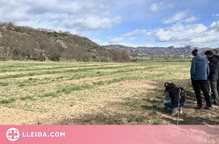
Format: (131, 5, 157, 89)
(190, 49, 211, 109)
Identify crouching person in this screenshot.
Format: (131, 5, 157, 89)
(164, 83, 186, 116)
(164, 82, 171, 109)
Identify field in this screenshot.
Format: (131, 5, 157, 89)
(0, 61, 218, 125)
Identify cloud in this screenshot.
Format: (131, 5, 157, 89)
(105, 36, 112, 40)
(129, 37, 136, 40)
(121, 29, 146, 38)
(146, 2, 173, 14)
(212, 14, 219, 17)
(108, 29, 147, 44)
(0, 0, 121, 34)
(162, 11, 188, 24)
(146, 3, 159, 13)
(117, 42, 140, 47)
(162, 10, 199, 24)
(65, 16, 122, 34)
(147, 21, 219, 48)
(184, 16, 199, 23)
(92, 39, 101, 44)
(210, 21, 219, 28)
(101, 42, 110, 46)
(109, 37, 125, 43)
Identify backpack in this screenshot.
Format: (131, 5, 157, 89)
(177, 87, 187, 103)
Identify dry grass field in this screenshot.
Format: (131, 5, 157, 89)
(0, 61, 218, 125)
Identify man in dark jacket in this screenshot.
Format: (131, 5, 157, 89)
(212, 49, 219, 104)
(191, 49, 211, 109)
(164, 83, 186, 116)
(205, 50, 219, 106)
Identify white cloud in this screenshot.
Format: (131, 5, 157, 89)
(121, 29, 146, 38)
(92, 39, 101, 44)
(116, 42, 140, 47)
(162, 10, 199, 24)
(65, 16, 122, 34)
(105, 36, 112, 40)
(129, 37, 136, 40)
(0, 0, 121, 34)
(210, 21, 219, 28)
(146, 3, 159, 13)
(184, 16, 199, 23)
(109, 37, 125, 43)
(212, 14, 219, 17)
(162, 11, 188, 24)
(101, 42, 110, 46)
(146, 2, 173, 14)
(147, 21, 219, 48)
(108, 29, 147, 44)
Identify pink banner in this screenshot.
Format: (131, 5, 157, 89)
(1, 125, 219, 144)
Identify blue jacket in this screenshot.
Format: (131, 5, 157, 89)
(190, 55, 210, 80)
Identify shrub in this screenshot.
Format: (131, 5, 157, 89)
(31, 49, 46, 61)
(49, 53, 60, 61)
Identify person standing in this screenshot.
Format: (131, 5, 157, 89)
(207, 59, 212, 97)
(205, 50, 219, 106)
(212, 49, 218, 56)
(212, 49, 219, 105)
(191, 49, 211, 109)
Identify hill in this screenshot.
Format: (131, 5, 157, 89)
(104, 45, 218, 56)
(0, 22, 131, 62)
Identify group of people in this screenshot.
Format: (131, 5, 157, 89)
(191, 49, 219, 109)
(162, 49, 219, 116)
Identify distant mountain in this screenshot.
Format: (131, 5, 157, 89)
(103, 45, 218, 56)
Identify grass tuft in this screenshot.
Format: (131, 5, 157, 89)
(128, 117, 134, 122)
(41, 92, 58, 98)
(0, 98, 17, 104)
(20, 96, 36, 101)
(149, 109, 157, 116)
(0, 82, 9, 86)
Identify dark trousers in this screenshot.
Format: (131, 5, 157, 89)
(192, 80, 211, 107)
(211, 80, 219, 104)
(217, 79, 219, 92)
(207, 79, 211, 94)
(217, 79, 219, 102)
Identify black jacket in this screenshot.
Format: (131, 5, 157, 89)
(208, 55, 218, 81)
(214, 55, 219, 79)
(165, 83, 186, 104)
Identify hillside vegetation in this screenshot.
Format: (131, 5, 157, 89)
(0, 22, 131, 62)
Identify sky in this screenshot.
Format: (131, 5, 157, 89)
(0, 0, 219, 48)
